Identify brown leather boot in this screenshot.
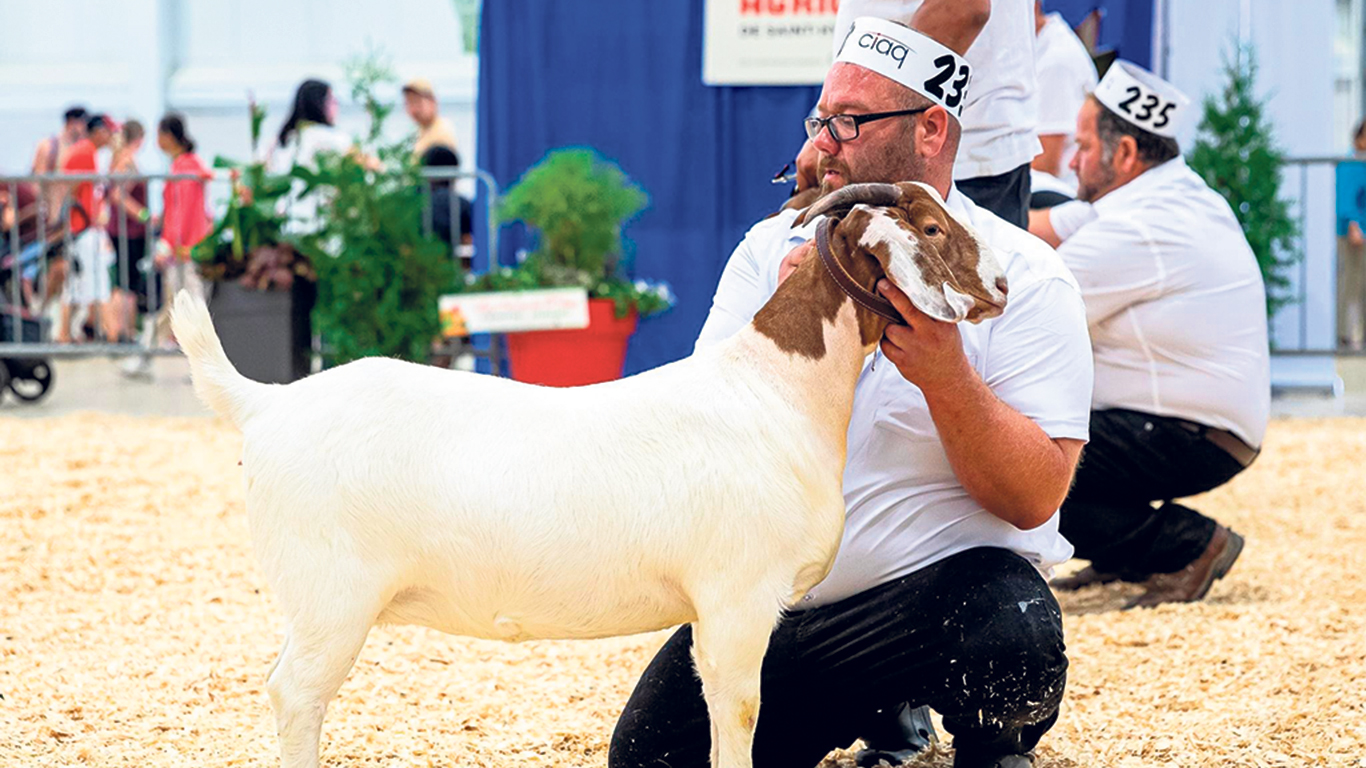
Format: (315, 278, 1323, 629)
(1049, 565, 1121, 591)
(1124, 525, 1244, 610)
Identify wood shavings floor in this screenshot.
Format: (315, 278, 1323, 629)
(2, 414, 1363, 767)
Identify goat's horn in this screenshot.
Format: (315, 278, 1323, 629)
(795, 183, 903, 226)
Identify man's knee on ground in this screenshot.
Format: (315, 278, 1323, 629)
(935, 550, 1068, 722)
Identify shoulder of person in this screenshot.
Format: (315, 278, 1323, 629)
(959, 198, 1078, 293)
(303, 124, 353, 153)
(739, 206, 803, 254)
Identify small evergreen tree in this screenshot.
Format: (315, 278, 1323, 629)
(1187, 46, 1300, 318)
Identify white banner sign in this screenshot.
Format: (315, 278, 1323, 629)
(703, 0, 839, 86)
(439, 288, 590, 336)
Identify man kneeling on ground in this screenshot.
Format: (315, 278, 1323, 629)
(609, 19, 1094, 768)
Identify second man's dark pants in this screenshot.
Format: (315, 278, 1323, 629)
(1060, 409, 1251, 579)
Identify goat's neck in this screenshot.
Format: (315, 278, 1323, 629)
(732, 251, 890, 449)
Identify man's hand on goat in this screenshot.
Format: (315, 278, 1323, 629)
(877, 278, 973, 396)
(778, 240, 815, 286)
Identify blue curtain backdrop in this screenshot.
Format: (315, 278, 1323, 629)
(1045, 0, 1153, 68)
(477, 0, 1154, 375)
(477, 0, 820, 374)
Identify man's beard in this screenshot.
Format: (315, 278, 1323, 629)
(817, 140, 923, 196)
(1076, 162, 1117, 203)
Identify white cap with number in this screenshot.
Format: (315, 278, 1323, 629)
(834, 17, 972, 122)
(1093, 61, 1190, 139)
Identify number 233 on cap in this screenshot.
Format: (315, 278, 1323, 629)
(834, 17, 972, 120)
(1093, 61, 1191, 138)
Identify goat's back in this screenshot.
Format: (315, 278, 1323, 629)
(236, 352, 846, 641)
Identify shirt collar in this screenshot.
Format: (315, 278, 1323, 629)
(1093, 156, 1188, 216)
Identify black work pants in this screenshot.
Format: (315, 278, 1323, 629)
(1060, 409, 1249, 579)
(609, 548, 1067, 768)
(957, 163, 1031, 229)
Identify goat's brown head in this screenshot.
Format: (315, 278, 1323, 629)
(795, 182, 1008, 324)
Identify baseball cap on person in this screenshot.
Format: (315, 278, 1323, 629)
(1092, 61, 1190, 139)
(833, 17, 973, 121)
(402, 78, 436, 99)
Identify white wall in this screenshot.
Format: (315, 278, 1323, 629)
(1161, 0, 1341, 386)
(0, 0, 477, 185)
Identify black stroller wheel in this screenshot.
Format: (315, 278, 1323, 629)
(9, 359, 53, 403)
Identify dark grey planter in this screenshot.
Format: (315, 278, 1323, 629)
(207, 280, 316, 384)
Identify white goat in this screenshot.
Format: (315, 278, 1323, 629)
(171, 182, 1007, 768)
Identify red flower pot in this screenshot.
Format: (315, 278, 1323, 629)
(505, 298, 638, 387)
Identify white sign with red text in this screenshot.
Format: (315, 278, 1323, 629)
(439, 288, 590, 336)
(703, 0, 840, 85)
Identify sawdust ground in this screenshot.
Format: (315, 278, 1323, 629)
(2, 415, 1363, 767)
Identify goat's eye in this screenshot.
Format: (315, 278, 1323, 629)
(924, 224, 941, 236)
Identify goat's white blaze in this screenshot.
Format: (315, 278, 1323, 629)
(909, 182, 1008, 307)
(856, 206, 958, 322)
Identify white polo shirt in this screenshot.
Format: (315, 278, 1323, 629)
(696, 189, 1093, 607)
(1056, 157, 1271, 447)
(832, 0, 1041, 181)
(1034, 12, 1097, 189)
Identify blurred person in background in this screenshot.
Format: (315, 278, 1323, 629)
(57, 113, 115, 343)
(156, 114, 211, 306)
(30, 105, 88, 182)
(272, 78, 354, 235)
(404, 78, 459, 160)
(106, 119, 153, 341)
(122, 113, 211, 375)
(420, 144, 473, 264)
(1029, 0, 1096, 208)
(30, 107, 89, 241)
(30, 106, 88, 175)
(0, 182, 69, 315)
(1335, 119, 1366, 350)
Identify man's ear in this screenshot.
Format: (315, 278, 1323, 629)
(916, 106, 953, 160)
(1113, 135, 1141, 176)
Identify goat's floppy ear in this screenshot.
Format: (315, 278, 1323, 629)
(792, 183, 904, 227)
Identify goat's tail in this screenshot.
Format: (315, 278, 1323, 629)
(170, 290, 271, 428)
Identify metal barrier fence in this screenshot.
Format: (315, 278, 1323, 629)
(0, 168, 500, 372)
(1272, 156, 1363, 356)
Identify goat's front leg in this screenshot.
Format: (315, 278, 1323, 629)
(690, 592, 783, 768)
(266, 608, 375, 768)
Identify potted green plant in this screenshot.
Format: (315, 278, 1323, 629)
(458, 148, 674, 386)
(194, 98, 317, 384)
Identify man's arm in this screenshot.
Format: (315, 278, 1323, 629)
(1029, 200, 1097, 249)
(876, 277, 1091, 530)
(911, 0, 991, 55)
(30, 141, 50, 176)
(1031, 135, 1067, 177)
(696, 225, 787, 350)
(1028, 209, 1062, 247)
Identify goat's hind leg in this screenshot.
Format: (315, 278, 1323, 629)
(691, 590, 784, 768)
(266, 601, 379, 768)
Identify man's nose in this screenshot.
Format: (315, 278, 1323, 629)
(812, 126, 840, 156)
(995, 276, 1009, 297)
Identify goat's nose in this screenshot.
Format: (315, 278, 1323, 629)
(995, 276, 1009, 297)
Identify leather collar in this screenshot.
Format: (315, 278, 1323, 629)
(815, 217, 902, 324)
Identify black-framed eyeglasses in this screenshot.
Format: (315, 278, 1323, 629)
(804, 108, 930, 143)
